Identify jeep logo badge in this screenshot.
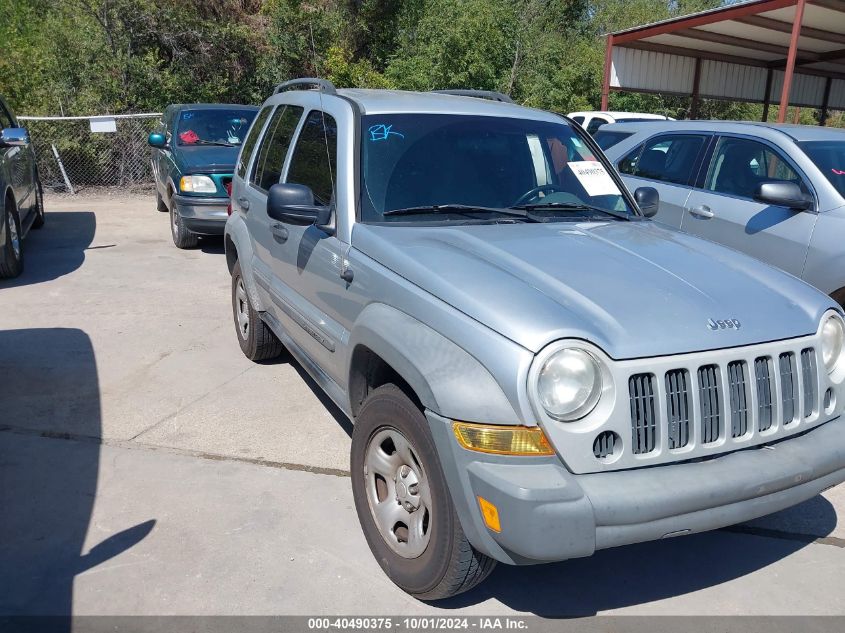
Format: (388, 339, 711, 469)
(708, 318, 741, 330)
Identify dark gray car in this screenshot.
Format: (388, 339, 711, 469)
(602, 121, 845, 306)
(0, 95, 44, 278)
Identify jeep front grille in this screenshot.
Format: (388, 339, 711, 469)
(627, 345, 821, 457)
(629, 374, 657, 454)
(665, 369, 690, 449)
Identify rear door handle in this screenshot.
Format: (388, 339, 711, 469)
(689, 205, 714, 219)
(271, 223, 289, 242)
(237, 197, 250, 211)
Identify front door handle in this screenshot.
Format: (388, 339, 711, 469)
(271, 223, 289, 242)
(689, 205, 714, 219)
(237, 197, 250, 211)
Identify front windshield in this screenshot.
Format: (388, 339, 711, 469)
(176, 109, 257, 146)
(360, 114, 634, 223)
(799, 140, 845, 198)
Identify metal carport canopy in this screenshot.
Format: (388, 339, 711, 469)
(601, 0, 845, 123)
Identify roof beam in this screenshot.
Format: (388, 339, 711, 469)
(618, 41, 845, 81)
(769, 46, 845, 68)
(736, 15, 845, 45)
(673, 27, 814, 58)
(612, 0, 799, 44)
(809, 0, 845, 13)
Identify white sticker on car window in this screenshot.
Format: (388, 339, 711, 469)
(568, 161, 621, 197)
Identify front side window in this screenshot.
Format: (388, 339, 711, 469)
(706, 137, 805, 199)
(175, 108, 257, 147)
(360, 114, 634, 223)
(236, 106, 272, 179)
(619, 134, 707, 186)
(250, 105, 304, 191)
(287, 110, 338, 206)
(799, 140, 845, 199)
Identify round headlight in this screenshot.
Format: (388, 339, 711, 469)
(537, 348, 602, 421)
(821, 313, 845, 373)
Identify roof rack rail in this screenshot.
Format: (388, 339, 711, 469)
(274, 78, 338, 95)
(432, 89, 514, 104)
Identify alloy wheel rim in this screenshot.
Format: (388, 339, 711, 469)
(364, 427, 432, 558)
(236, 278, 250, 340)
(8, 210, 20, 259)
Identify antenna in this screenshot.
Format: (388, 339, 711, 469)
(308, 21, 336, 210)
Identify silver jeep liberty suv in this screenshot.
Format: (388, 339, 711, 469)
(225, 78, 845, 600)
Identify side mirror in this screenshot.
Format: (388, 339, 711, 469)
(0, 127, 30, 147)
(147, 132, 168, 149)
(267, 183, 332, 227)
(634, 186, 659, 218)
(754, 181, 811, 211)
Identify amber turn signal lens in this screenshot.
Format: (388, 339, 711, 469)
(477, 496, 501, 533)
(452, 422, 554, 456)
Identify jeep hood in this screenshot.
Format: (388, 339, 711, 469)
(352, 221, 833, 359)
(176, 145, 238, 174)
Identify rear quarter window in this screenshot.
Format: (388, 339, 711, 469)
(594, 130, 633, 151)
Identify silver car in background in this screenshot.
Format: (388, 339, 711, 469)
(602, 121, 845, 306)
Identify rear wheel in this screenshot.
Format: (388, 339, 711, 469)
(156, 188, 168, 213)
(231, 261, 283, 361)
(1, 202, 23, 279)
(31, 181, 45, 229)
(351, 385, 496, 600)
(170, 199, 198, 249)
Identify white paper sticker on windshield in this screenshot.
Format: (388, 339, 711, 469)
(568, 161, 620, 197)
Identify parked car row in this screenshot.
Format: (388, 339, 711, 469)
(0, 95, 44, 279)
(599, 120, 845, 307)
(218, 82, 845, 599)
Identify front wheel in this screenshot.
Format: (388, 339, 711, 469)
(351, 385, 496, 600)
(170, 201, 198, 249)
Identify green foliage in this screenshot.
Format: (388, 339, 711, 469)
(0, 0, 831, 126)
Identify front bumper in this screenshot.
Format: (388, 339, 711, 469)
(171, 194, 228, 235)
(428, 411, 845, 565)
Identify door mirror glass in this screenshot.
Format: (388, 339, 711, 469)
(267, 183, 331, 226)
(147, 132, 167, 148)
(0, 127, 30, 147)
(754, 181, 811, 211)
(634, 187, 659, 217)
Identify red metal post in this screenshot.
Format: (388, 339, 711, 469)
(601, 35, 613, 111)
(777, 0, 806, 123)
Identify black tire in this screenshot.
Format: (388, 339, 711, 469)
(156, 188, 168, 213)
(351, 384, 496, 600)
(231, 261, 283, 361)
(170, 199, 198, 249)
(1, 201, 23, 279)
(31, 180, 45, 229)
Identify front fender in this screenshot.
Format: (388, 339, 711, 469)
(348, 303, 519, 424)
(224, 214, 266, 312)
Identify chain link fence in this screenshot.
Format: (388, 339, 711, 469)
(19, 113, 161, 195)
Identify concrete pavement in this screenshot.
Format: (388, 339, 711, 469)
(1, 196, 843, 616)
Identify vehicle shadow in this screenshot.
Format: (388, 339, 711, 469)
(437, 495, 838, 616)
(745, 205, 794, 235)
(199, 235, 225, 255)
(0, 328, 155, 622)
(0, 211, 96, 289)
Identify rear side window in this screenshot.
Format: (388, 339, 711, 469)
(237, 106, 272, 179)
(619, 134, 707, 186)
(251, 105, 304, 191)
(594, 130, 632, 150)
(286, 110, 338, 206)
(586, 118, 608, 135)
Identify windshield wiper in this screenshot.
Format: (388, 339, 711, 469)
(383, 204, 539, 221)
(511, 202, 630, 221)
(190, 140, 237, 147)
